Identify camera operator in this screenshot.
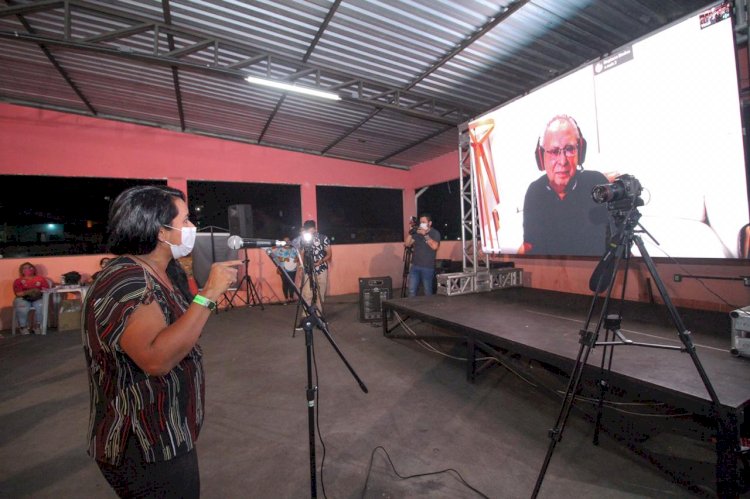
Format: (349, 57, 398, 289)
(405, 214, 441, 297)
(296, 219, 332, 312)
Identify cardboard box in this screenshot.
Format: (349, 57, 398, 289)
(58, 299, 82, 331)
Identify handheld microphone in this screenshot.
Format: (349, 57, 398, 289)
(227, 235, 286, 250)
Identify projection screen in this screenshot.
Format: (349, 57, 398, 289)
(468, 3, 748, 259)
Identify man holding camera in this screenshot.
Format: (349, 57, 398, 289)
(297, 219, 331, 312)
(405, 214, 441, 297)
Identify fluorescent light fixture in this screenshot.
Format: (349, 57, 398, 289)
(244, 76, 341, 101)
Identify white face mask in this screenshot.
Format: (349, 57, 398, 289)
(419, 222, 429, 230)
(163, 225, 197, 259)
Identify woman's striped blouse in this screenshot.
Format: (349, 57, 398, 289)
(82, 256, 204, 465)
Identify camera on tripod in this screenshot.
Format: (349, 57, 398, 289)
(591, 174, 644, 210)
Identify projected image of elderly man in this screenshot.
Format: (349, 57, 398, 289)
(521, 115, 609, 256)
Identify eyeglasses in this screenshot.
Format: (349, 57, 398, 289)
(543, 144, 577, 158)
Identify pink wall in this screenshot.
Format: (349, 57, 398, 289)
(0, 103, 459, 328)
(492, 255, 749, 315)
(226, 240, 462, 303)
(0, 102, 747, 330)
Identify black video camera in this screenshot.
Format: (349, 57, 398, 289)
(408, 216, 418, 236)
(591, 174, 643, 209)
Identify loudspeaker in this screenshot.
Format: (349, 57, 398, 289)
(534, 114, 587, 171)
(358, 276, 392, 322)
(228, 204, 254, 238)
(192, 232, 238, 288)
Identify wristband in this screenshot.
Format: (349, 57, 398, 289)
(193, 294, 217, 311)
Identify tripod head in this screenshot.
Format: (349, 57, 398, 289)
(607, 198, 643, 245)
(589, 198, 644, 294)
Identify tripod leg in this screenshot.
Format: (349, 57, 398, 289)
(633, 236, 721, 403)
(593, 239, 633, 446)
(401, 247, 412, 298)
(593, 327, 616, 446)
(532, 329, 598, 498)
(247, 276, 265, 310)
(534, 230, 630, 497)
(230, 278, 249, 306)
(633, 235, 736, 495)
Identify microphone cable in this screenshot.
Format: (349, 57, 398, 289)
(360, 446, 490, 499)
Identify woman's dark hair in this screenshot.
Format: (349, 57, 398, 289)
(167, 259, 194, 303)
(18, 261, 35, 276)
(107, 185, 185, 255)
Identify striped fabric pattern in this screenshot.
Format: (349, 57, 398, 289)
(82, 256, 205, 465)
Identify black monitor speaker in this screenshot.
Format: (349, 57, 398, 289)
(228, 204, 254, 238)
(358, 276, 392, 322)
(192, 232, 238, 288)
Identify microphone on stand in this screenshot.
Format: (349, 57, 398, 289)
(227, 235, 286, 250)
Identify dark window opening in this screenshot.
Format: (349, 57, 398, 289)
(416, 179, 461, 241)
(316, 186, 403, 244)
(187, 181, 301, 240)
(0, 175, 165, 258)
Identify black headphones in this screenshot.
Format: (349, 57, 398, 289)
(534, 115, 587, 171)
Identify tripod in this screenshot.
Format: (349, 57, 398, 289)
(293, 243, 321, 337)
(531, 199, 724, 498)
(230, 247, 264, 310)
(263, 248, 368, 498)
(401, 244, 413, 298)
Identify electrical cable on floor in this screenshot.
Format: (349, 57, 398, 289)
(558, 390, 692, 418)
(360, 446, 490, 499)
(393, 311, 689, 417)
(393, 311, 538, 387)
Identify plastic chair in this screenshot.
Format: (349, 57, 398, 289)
(11, 278, 56, 335)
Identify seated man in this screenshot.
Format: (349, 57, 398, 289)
(13, 262, 51, 335)
(522, 115, 608, 256)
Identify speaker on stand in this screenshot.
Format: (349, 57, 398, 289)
(192, 228, 237, 313)
(228, 204, 254, 237)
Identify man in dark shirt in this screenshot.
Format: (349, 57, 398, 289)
(405, 214, 441, 296)
(522, 115, 608, 256)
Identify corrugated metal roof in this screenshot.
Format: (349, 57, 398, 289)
(0, 0, 720, 169)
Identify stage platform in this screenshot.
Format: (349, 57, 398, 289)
(382, 288, 750, 497)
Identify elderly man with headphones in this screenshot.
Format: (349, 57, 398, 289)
(521, 115, 609, 256)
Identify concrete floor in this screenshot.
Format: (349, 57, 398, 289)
(0, 295, 722, 498)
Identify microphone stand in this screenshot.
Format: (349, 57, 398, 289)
(263, 248, 368, 498)
(230, 247, 265, 310)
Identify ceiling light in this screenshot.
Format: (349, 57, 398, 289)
(244, 76, 341, 101)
